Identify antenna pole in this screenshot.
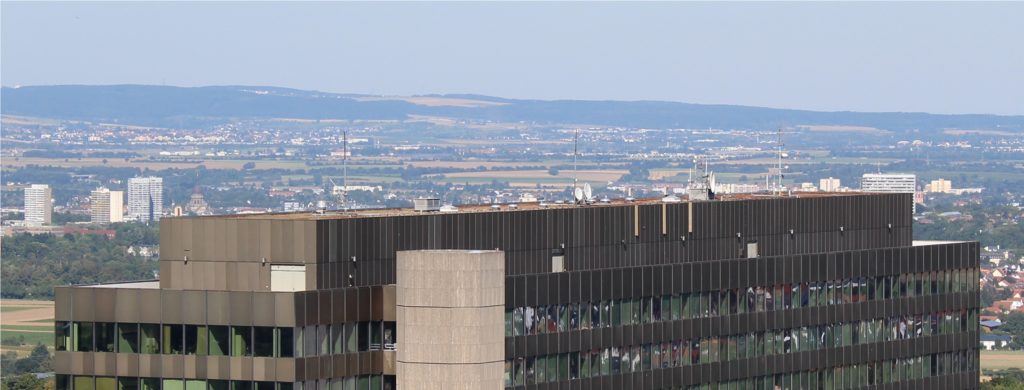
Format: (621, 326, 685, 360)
(342, 130, 348, 210)
(573, 128, 579, 192)
(776, 128, 784, 193)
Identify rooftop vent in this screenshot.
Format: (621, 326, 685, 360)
(413, 197, 441, 212)
(439, 204, 459, 213)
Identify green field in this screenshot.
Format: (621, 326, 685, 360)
(0, 329, 53, 347)
(0, 306, 31, 313)
(1, 324, 51, 332)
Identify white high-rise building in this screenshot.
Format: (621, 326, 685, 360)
(91, 188, 124, 224)
(862, 173, 917, 213)
(819, 177, 841, 192)
(861, 173, 916, 193)
(128, 177, 163, 222)
(24, 184, 52, 226)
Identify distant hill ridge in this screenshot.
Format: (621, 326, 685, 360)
(3, 84, 1023, 132)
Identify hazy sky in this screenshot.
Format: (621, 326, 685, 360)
(3, 2, 1022, 115)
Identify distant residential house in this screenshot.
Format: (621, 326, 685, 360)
(126, 245, 160, 258)
(980, 334, 1012, 350)
(980, 320, 1003, 331)
(989, 299, 1024, 314)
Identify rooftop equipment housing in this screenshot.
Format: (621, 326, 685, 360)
(413, 197, 441, 212)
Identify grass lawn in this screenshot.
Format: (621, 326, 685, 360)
(0, 306, 32, 313)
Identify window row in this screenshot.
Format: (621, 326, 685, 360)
(678, 350, 975, 390)
(293, 375, 396, 390)
(505, 349, 975, 389)
(58, 377, 292, 390)
(506, 268, 978, 336)
(56, 376, 395, 390)
(292, 322, 396, 357)
(55, 322, 396, 357)
(503, 310, 976, 386)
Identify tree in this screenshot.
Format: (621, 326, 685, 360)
(548, 168, 559, 176)
(1, 374, 45, 390)
(242, 162, 256, 170)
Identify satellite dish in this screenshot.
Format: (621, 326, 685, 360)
(583, 183, 593, 201)
(573, 187, 584, 203)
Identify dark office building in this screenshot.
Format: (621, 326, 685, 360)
(55, 192, 980, 389)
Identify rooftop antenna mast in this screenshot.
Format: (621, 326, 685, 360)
(341, 130, 349, 210)
(776, 127, 784, 194)
(573, 128, 579, 193)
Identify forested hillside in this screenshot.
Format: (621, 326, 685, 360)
(0, 224, 159, 299)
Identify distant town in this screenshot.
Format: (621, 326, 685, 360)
(2, 88, 1023, 385)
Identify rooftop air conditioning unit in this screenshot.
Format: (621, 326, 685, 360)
(413, 197, 441, 212)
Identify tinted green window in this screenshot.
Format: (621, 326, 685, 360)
(276, 328, 294, 358)
(95, 378, 116, 390)
(163, 325, 183, 354)
(56, 321, 71, 351)
(209, 326, 229, 356)
(231, 326, 252, 356)
(162, 380, 183, 390)
(254, 327, 274, 357)
(208, 381, 228, 390)
(56, 375, 70, 390)
(141, 378, 160, 390)
(118, 378, 139, 390)
(75, 377, 94, 390)
(74, 322, 94, 352)
(95, 323, 116, 352)
(118, 323, 139, 353)
(140, 324, 160, 354)
(185, 325, 207, 355)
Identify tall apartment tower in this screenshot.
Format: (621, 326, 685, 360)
(23, 184, 52, 226)
(819, 177, 841, 192)
(861, 173, 916, 193)
(862, 173, 917, 213)
(929, 179, 953, 194)
(128, 177, 163, 223)
(91, 188, 125, 224)
(55, 193, 980, 390)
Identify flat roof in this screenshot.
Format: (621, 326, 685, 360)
(78, 280, 160, 289)
(173, 191, 895, 221)
(913, 240, 968, 246)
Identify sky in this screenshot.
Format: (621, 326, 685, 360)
(2, 2, 1022, 115)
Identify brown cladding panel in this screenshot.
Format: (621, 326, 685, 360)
(55, 287, 72, 321)
(252, 292, 276, 327)
(181, 290, 206, 325)
(137, 289, 162, 324)
(72, 288, 95, 322)
(191, 218, 206, 261)
(224, 219, 239, 262)
(161, 290, 182, 324)
(273, 293, 296, 327)
(115, 353, 138, 377)
(114, 289, 140, 323)
(229, 291, 253, 325)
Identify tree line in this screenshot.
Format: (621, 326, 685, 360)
(0, 224, 159, 299)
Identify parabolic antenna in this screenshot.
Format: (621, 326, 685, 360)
(583, 183, 593, 202)
(574, 187, 584, 203)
